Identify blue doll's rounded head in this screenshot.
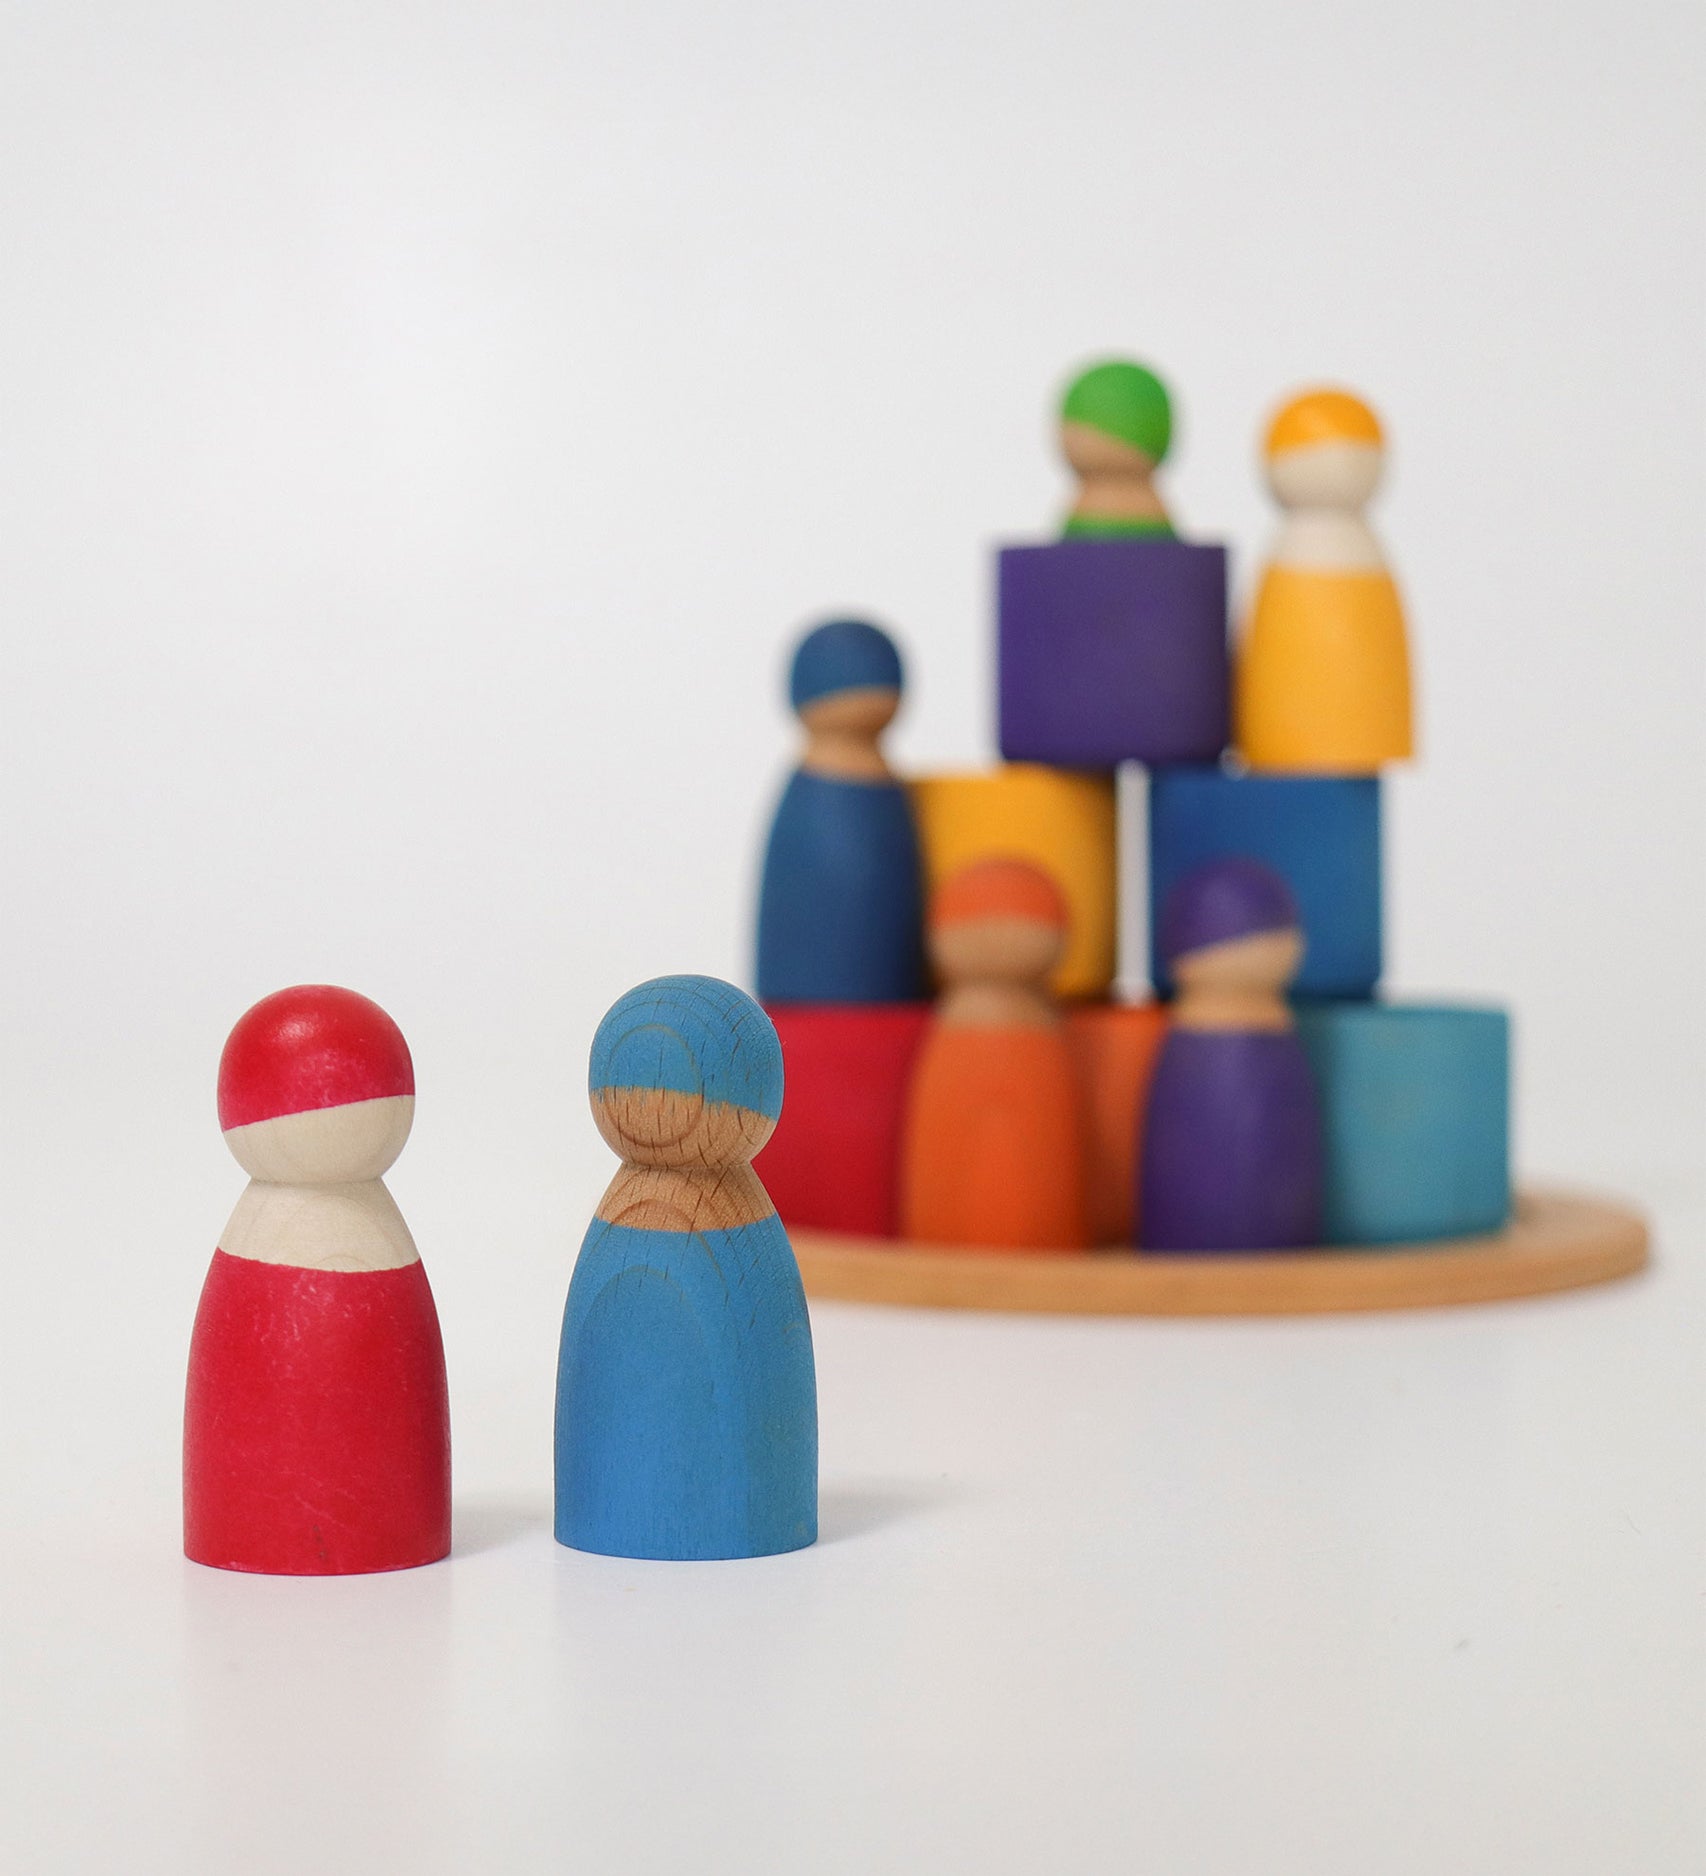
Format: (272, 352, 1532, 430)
(1158, 858, 1300, 969)
(588, 976, 784, 1171)
(788, 619, 904, 714)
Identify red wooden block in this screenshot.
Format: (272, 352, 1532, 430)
(756, 1004, 931, 1237)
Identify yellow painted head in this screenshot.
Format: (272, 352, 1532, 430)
(1264, 389, 1383, 459)
(1261, 387, 1386, 511)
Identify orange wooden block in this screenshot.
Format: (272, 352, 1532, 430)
(1065, 1001, 1169, 1246)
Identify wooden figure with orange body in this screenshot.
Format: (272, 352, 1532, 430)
(183, 985, 451, 1574)
(900, 859, 1088, 1251)
(1236, 388, 1414, 771)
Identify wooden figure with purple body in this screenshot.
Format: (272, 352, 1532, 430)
(1139, 859, 1324, 1252)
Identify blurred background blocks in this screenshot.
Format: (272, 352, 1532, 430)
(912, 764, 1117, 1000)
(1147, 768, 1381, 999)
(755, 1005, 931, 1237)
(997, 540, 1229, 767)
(1295, 1002, 1510, 1244)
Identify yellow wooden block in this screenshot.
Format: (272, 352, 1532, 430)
(910, 765, 1116, 999)
(1236, 565, 1414, 772)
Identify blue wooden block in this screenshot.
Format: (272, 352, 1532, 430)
(555, 1216, 818, 1561)
(1147, 769, 1382, 999)
(1294, 1002, 1511, 1245)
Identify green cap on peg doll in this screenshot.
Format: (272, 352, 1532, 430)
(1059, 359, 1175, 539)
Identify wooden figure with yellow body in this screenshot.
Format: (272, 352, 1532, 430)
(900, 860, 1088, 1251)
(1236, 388, 1414, 771)
(555, 975, 818, 1561)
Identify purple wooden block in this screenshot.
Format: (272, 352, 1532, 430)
(997, 539, 1230, 767)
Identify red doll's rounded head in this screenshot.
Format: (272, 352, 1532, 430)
(218, 986, 415, 1183)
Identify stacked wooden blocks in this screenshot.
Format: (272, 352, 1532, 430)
(756, 361, 1512, 1255)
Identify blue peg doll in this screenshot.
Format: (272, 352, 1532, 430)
(555, 976, 818, 1560)
(756, 619, 927, 1004)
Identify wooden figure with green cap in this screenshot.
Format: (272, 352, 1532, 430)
(1059, 359, 1175, 538)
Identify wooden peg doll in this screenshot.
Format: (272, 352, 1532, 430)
(1235, 386, 1414, 770)
(756, 618, 927, 1004)
(555, 975, 818, 1561)
(1058, 359, 1175, 538)
(1139, 859, 1324, 1251)
(184, 985, 451, 1574)
(899, 859, 1089, 1251)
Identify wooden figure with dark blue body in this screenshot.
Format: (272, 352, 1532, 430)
(555, 975, 818, 1561)
(756, 619, 926, 1005)
(1140, 860, 1324, 1252)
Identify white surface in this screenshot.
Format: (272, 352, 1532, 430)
(2, 0, 1703, 1868)
(4, 1178, 1703, 1873)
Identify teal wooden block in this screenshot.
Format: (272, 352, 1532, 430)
(1294, 1003, 1511, 1245)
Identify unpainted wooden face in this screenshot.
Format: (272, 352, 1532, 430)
(930, 913, 1064, 989)
(798, 685, 900, 737)
(223, 1093, 416, 1184)
(1171, 927, 1304, 997)
(1059, 421, 1156, 479)
(1266, 439, 1382, 511)
(591, 1086, 775, 1170)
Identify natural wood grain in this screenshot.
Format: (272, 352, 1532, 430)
(558, 976, 817, 1561)
(1060, 421, 1168, 533)
(791, 1190, 1648, 1316)
(798, 684, 901, 782)
(1170, 928, 1302, 1033)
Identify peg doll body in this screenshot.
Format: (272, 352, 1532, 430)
(1140, 860, 1324, 1252)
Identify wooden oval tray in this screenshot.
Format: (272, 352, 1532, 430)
(791, 1188, 1648, 1317)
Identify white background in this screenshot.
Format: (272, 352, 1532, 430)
(1, 1, 1702, 1870)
